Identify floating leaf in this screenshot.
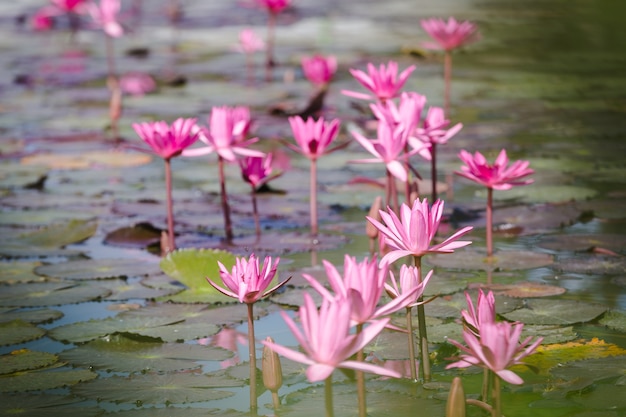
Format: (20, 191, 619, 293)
(0, 282, 110, 307)
(0, 350, 58, 375)
(103, 407, 246, 417)
(599, 310, 626, 333)
(0, 320, 46, 346)
(71, 373, 235, 404)
(538, 233, 626, 254)
(0, 368, 97, 392)
(522, 325, 578, 345)
(0, 393, 102, 417)
(478, 184, 598, 203)
(59, 335, 232, 373)
(0, 208, 96, 227)
(0, 261, 46, 284)
(0, 308, 63, 324)
(104, 222, 163, 248)
(552, 255, 626, 275)
(35, 258, 162, 280)
(20, 151, 152, 169)
(427, 249, 554, 271)
(98, 279, 182, 301)
(474, 281, 566, 298)
(501, 299, 606, 325)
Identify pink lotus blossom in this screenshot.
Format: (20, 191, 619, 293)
(461, 289, 496, 337)
(207, 254, 289, 304)
(455, 149, 534, 191)
(235, 28, 265, 54)
(88, 0, 123, 37)
(120, 72, 156, 97)
(287, 116, 341, 161)
(50, 0, 87, 12)
(254, 0, 291, 14)
(131, 117, 200, 160)
(303, 255, 419, 325)
(385, 265, 433, 307)
(420, 17, 480, 52)
(446, 319, 543, 385)
(301, 54, 337, 86)
(262, 293, 400, 382)
(240, 154, 279, 189)
(342, 61, 416, 102)
(183, 106, 263, 162)
(367, 198, 473, 265)
(413, 106, 462, 160)
(32, 7, 57, 31)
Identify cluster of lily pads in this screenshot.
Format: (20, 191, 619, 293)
(1, 1, 626, 417)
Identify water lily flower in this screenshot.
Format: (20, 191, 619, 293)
(236, 28, 265, 54)
(88, 0, 123, 37)
(461, 289, 496, 337)
(208, 254, 288, 304)
(420, 17, 480, 52)
(455, 149, 533, 256)
(132, 118, 200, 252)
(50, 0, 87, 13)
(254, 0, 291, 14)
(385, 265, 433, 307)
(342, 61, 415, 102)
(262, 293, 400, 383)
(301, 54, 337, 86)
(120, 72, 156, 97)
(446, 319, 543, 385)
(304, 255, 420, 326)
(367, 198, 473, 266)
(287, 115, 341, 236)
(240, 154, 282, 236)
(32, 7, 57, 31)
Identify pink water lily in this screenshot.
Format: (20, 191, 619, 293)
(240, 154, 280, 189)
(132, 117, 199, 160)
(446, 320, 543, 385)
(88, 0, 123, 37)
(342, 61, 415, 102)
(184, 106, 262, 162)
(262, 293, 399, 382)
(385, 265, 433, 307)
(120, 72, 156, 97)
(421, 17, 480, 52)
(236, 28, 265, 54)
(456, 149, 534, 191)
(301, 54, 337, 86)
(208, 254, 289, 304)
(50, 0, 87, 12)
(254, 0, 291, 14)
(461, 289, 496, 337)
(287, 116, 341, 160)
(367, 198, 473, 265)
(304, 255, 419, 326)
(414, 106, 462, 160)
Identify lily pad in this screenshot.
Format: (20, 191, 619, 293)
(98, 279, 182, 301)
(0, 350, 58, 375)
(71, 373, 235, 404)
(538, 233, 626, 254)
(0, 320, 46, 346)
(599, 310, 626, 333)
(0, 308, 64, 324)
(477, 184, 598, 204)
(34, 258, 162, 280)
(0, 261, 46, 284)
(552, 255, 626, 275)
(104, 222, 163, 248)
(472, 281, 566, 298)
(0, 393, 102, 417)
(500, 299, 607, 325)
(427, 248, 554, 271)
(59, 335, 232, 373)
(20, 151, 152, 169)
(1, 368, 97, 393)
(521, 324, 578, 345)
(0, 282, 110, 307)
(0, 208, 96, 227)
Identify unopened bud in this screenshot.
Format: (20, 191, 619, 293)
(445, 377, 466, 417)
(366, 196, 383, 239)
(262, 337, 283, 392)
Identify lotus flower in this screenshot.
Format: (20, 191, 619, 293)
(88, 0, 123, 37)
(236, 28, 265, 54)
(342, 61, 415, 102)
(446, 320, 543, 385)
(254, 0, 291, 14)
(262, 293, 399, 383)
(367, 198, 473, 266)
(456, 149, 533, 257)
(50, 0, 87, 12)
(301, 54, 337, 86)
(420, 17, 480, 52)
(461, 289, 496, 337)
(120, 72, 156, 97)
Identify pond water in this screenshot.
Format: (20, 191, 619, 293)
(1, 0, 625, 416)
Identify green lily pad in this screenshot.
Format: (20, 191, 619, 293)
(0, 320, 46, 346)
(474, 281, 566, 298)
(0, 261, 46, 284)
(0, 308, 63, 324)
(546, 356, 626, 400)
(0, 208, 96, 227)
(35, 258, 162, 280)
(0, 162, 48, 189)
(0, 282, 110, 307)
(0, 393, 102, 417)
(599, 310, 626, 333)
(98, 279, 182, 301)
(521, 325, 578, 345)
(500, 299, 607, 325)
(427, 248, 554, 271)
(72, 372, 235, 404)
(20, 151, 152, 169)
(104, 222, 163, 248)
(425, 321, 464, 345)
(538, 233, 626, 254)
(552, 255, 626, 275)
(59, 335, 232, 373)
(0, 350, 58, 375)
(0, 368, 97, 393)
(103, 407, 247, 417)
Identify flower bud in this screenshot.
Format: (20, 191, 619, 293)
(262, 337, 283, 392)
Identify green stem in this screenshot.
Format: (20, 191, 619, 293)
(164, 158, 175, 252)
(413, 256, 431, 381)
(492, 375, 501, 417)
(486, 187, 493, 257)
(356, 323, 366, 417)
(247, 303, 257, 413)
(406, 306, 417, 381)
(430, 143, 437, 202)
(325, 375, 334, 417)
(310, 159, 318, 237)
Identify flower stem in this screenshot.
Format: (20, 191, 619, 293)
(250, 185, 261, 237)
(492, 374, 502, 417)
(386, 169, 399, 214)
(265, 11, 276, 82)
(247, 303, 258, 413)
(444, 51, 452, 115)
(325, 375, 334, 417)
(486, 187, 493, 257)
(406, 306, 417, 381)
(310, 159, 318, 237)
(218, 156, 234, 242)
(164, 158, 175, 252)
(413, 255, 431, 382)
(355, 323, 366, 417)
(430, 143, 438, 202)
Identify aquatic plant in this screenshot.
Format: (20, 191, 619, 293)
(207, 254, 290, 413)
(342, 61, 416, 103)
(455, 149, 534, 257)
(254, 0, 292, 81)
